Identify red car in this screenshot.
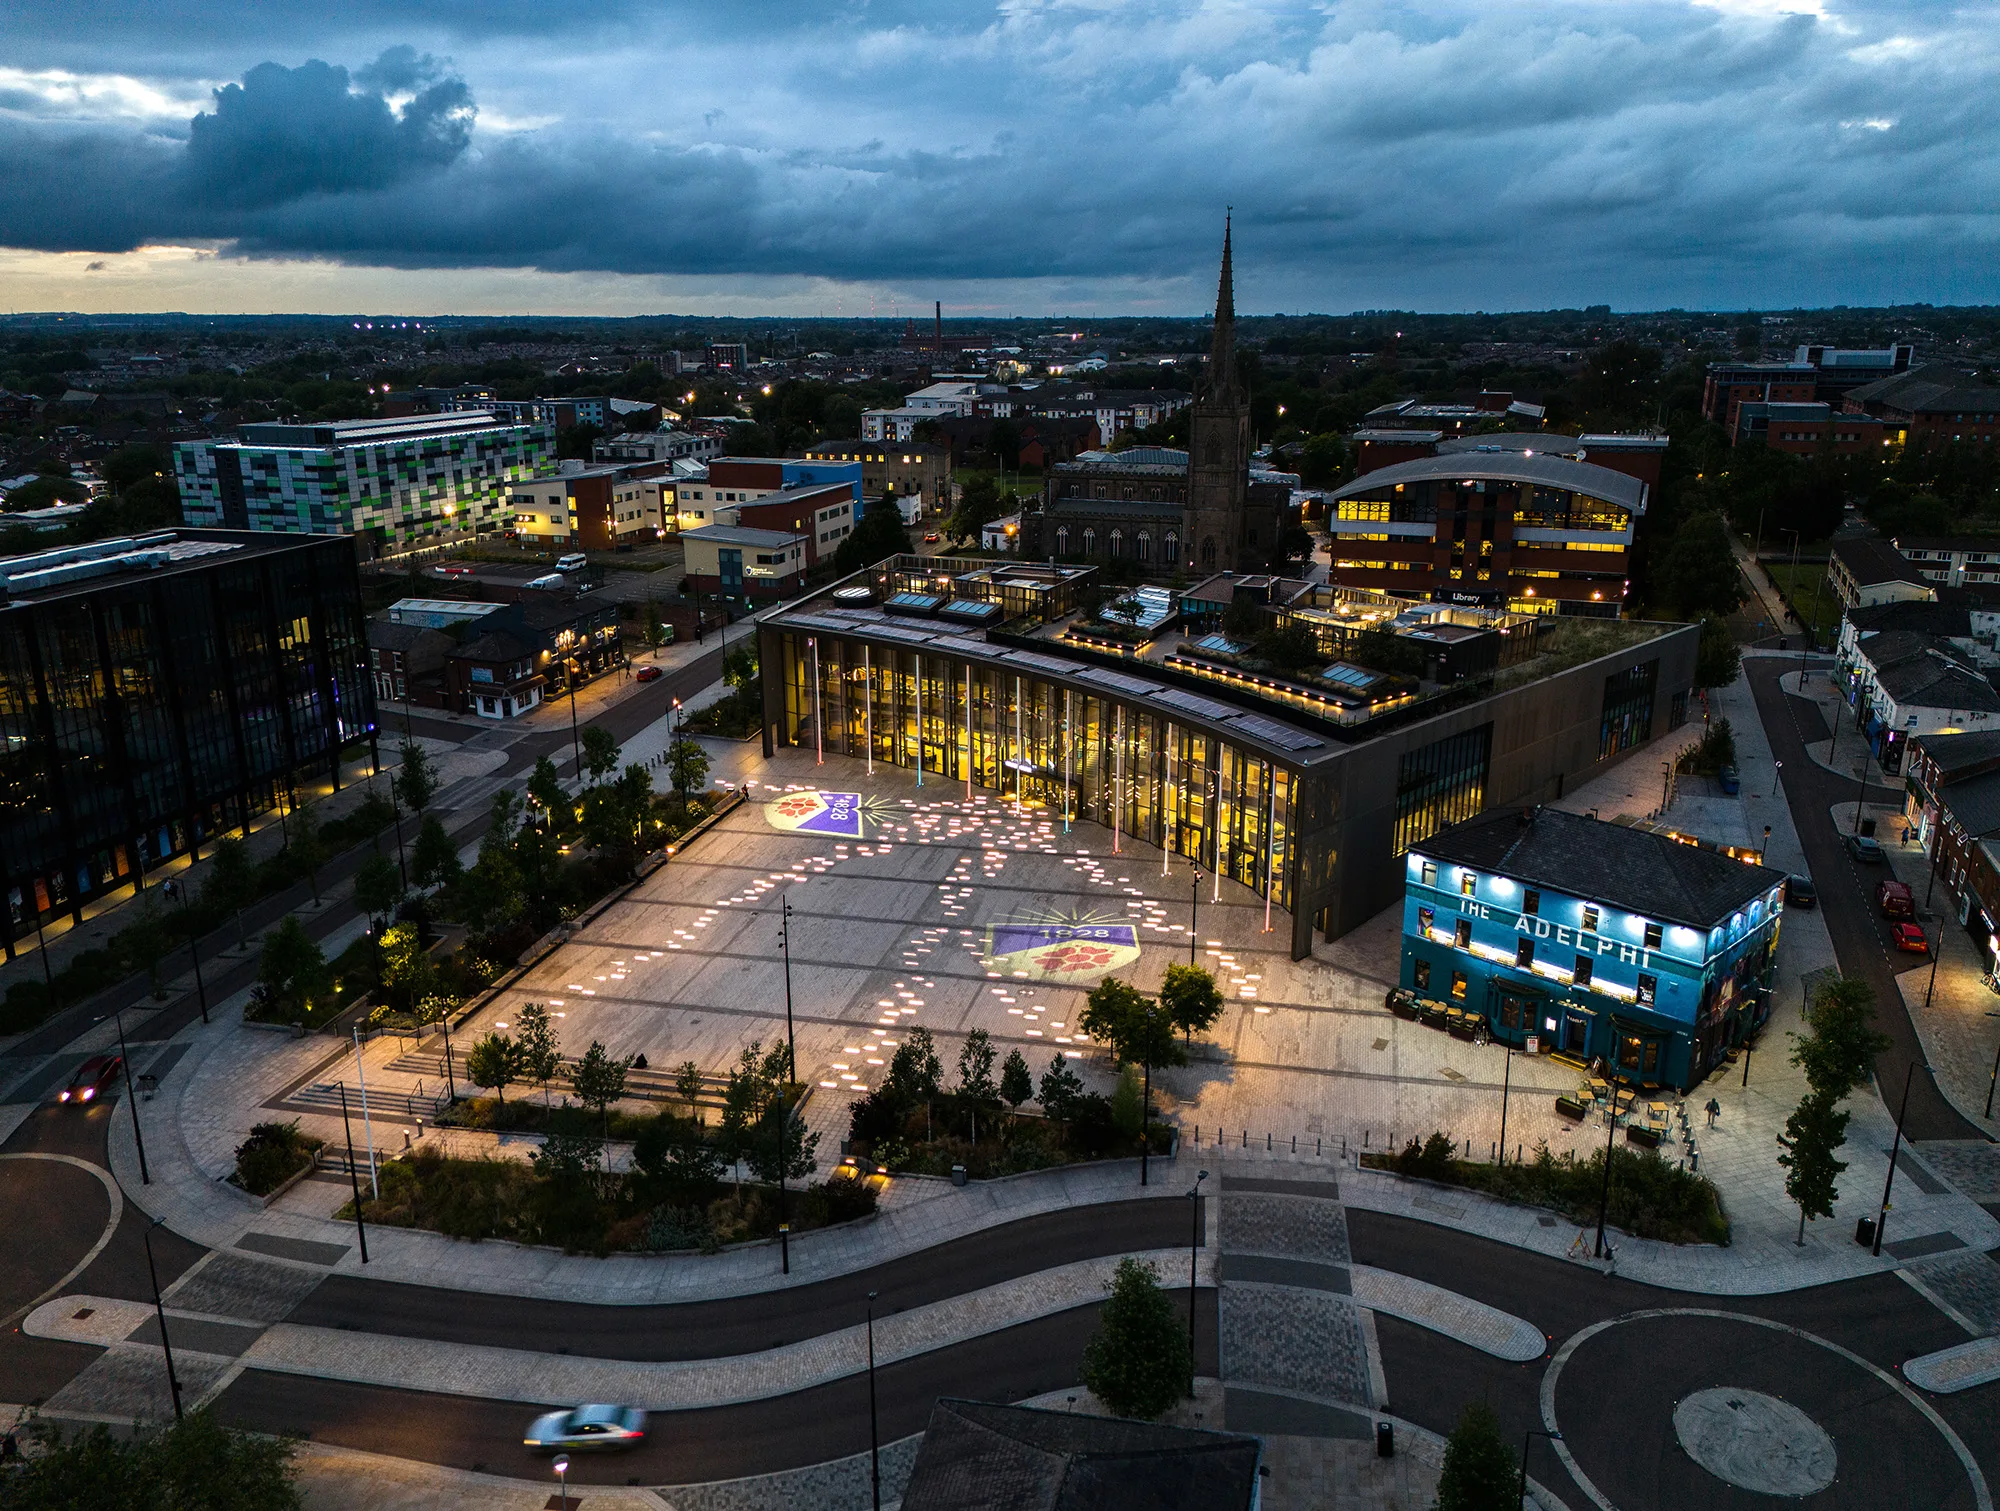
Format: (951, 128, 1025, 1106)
(1891, 922, 1930, 955)
(58, 1054, 122, 1105)
(923, 533, 941, 544)
(635, 665, 663, 683)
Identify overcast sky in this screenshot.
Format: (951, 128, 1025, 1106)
(2, 0, 1996, 318)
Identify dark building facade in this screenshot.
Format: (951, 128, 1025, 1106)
(759, 555, 1698, 957)
(0, 530, 375, 952)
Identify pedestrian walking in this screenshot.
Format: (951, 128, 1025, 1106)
(1704, 1097, 1720, 1128)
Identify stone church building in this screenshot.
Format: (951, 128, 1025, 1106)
(1025, 220, 1287, 574)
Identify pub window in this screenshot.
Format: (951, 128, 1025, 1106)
(1618, 1034, 1642, 1072)
(1420, 861, 1438, 887)
(1524, 888, 1540, 916)
(1460, 872, 1478, 897)
(1574, 954, 1594, 986)
(1515, 938, 1535, 969)
(1414, 958, 1431, 990)
(1636, 972, 1658, 1006)
(1500, 993, 1526, 1030)
(1582, 905, 1600, 933)
(1418, 906, 1435, 935)
(1643, 922, 1663, 950)
(1454, 919, 1472, 949)
(1643, 1040, 1660, 1075)
(1450, 971, 1468, 1000)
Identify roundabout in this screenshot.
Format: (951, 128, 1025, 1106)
(0, 1150, 122, 1329)
(1540, 1308, 1992, 1511)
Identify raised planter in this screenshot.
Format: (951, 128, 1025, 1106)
(1554, 1094, 1589, 1124)
(1624, 1123, 1662, 1149)
(1385, 988, 1418, 1020)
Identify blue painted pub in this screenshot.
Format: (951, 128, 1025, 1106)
(1400, 808, 1785, 1091)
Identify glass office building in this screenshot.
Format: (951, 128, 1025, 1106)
(0, 530, 375, 953)
(759, 559, 1701, 957)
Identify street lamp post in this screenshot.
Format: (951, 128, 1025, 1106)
(552, 1454, 570, 1511)
(1188, 1170, 1208, 1396)
(1593, 1089, 1618, 1259)
(1983, 1013, 2000, 1120)
(1518, 1428, 1562, 1510)
(1140, 1010, 1154, 1189)
(1852, 763, 1869, 835)
(866, 1290, 882, 1511)
(1497, 1039, 1513, 1166)
(117, 1008, 149, 1186)
(1189, 871, 1201, 966)
(161, 880, 208, 1024)
(141, 1218, 183, 1421)
(1872, 1059, 1927, 1257)
(337, 1081, 370, 1264)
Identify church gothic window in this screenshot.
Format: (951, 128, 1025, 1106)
(1165, 531, 1179, 563)
(1084, 528, 1097, 554)
(1201, 536, 1217, 568)
(1137, 531, 1153, 563)
(1109, 529, 1124, 558)
(1056, 526, 1069, 555)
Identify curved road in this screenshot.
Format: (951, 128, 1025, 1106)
(1749, 656, 1984, 1142)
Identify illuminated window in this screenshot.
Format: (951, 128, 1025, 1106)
(1582, 905, 1600, 932)
(1460, 872, 1478, 897)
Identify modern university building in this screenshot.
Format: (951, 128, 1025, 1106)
(1402, 807, 1785, 1089)
(756, 555, 1699, 960)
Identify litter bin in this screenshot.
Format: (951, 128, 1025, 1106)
(1855, 1216, 1876, 1248)
(1861, 817, 1877, 838)
(1375, 1420, 1395, 1459)
(951, 1164, 968, 1187)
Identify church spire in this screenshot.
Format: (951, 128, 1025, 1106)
(1204, 212, 1239, 403)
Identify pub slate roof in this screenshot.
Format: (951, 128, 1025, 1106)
(1415, 808, 1782, 929)
(899, 1400, 1259, 1511)
(1915, 728, 2000, 781)
(1847, 600, 1973, 638)
(1935, 767, 2000, 841)
(1831, 536, 1931, 589)
(1857, 630, 2000, 712)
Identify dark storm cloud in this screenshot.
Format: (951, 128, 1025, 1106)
(2, 2, 2000, 308)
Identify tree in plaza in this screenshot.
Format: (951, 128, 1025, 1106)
(580, 725, 621, 787)
(1080, 1258, 1191, 1421)
(515, 1003, 563, 1107)
(527, 755, 567, 830)
(1079, 977, 1187, 1069)
(352, 848, 403, 931)
(512, 822, 566, 926)
(615, 763, 656, 847)
(454, 847, 522, 935)
(378, 922, 433, 1011)
(832, 497, 913, 574)
(572, 1038, 634, 1137)
(485, 786, 523, 854)
(257, 916, 331, 1021)
(1037, 1052, 1084, 1121)
(286, 800, 329, 905)
(1436, 1401, 1518, 1511)
(466, 1031, 519, 1104)
(633, 1109, 726, 1205)
(668, 736, 710, 806)
(886, 1026, 943, 1101)
(746, 1096, 819, 1183)
(531, 1127, 603, 1184)
(393, 738, 440, 818)
(3, 1409, 302, 1511)
(1694, 615, 1742, 691)
(1792, 976, 1892, 1100)
(642, 599, 668, 653)
(1158, 963, 1225, 1045)
(956, 1028, 998, 1103)
(676, 1060, 707, 1120)
(411, 814, 462, 892)
(204, 834, 255, 946)
(1776, 1087, 1850, 1245)
(999, 1048, 1033, 1109)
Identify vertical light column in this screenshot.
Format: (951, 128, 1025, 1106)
(1163, 722, 1175, 876)
(1015, 675, 1025, 813)
(915, 652, 924, 786)
(965, 665, 974, 800)
(1113, 705, 1125, 855)
(1063, 688, 1073, 833)
(810, 637, 823, 766)
(864, 646, 873, 775)
(1263, 775, 1277, 933)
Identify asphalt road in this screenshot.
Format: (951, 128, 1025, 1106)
(1350, 1208, 1998, 1511)
(1747, 656, 1982, 1142)
(292, 1198, 1198, 1359)
(217, 1299, 1222, 1486)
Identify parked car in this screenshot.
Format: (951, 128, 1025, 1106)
(524, 1405, 647, 1452)
(1785, 875, 1817, 908)
(1718, 765, 1740, 794)
(57, 1054, 122, 1105)
(1876, 879, 1915, 919)
(634, 665, 663, 683)
(1846, 833, 1885, 863)
(923, 533, 941, 544)
(1891, 922, 1931, 955)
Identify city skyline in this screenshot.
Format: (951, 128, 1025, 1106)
(4, 0, 1999, 316)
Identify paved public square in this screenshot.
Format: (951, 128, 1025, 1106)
(478, 747, 1592, 1168)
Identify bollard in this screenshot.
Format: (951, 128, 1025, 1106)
(1292, 1136, 1297, 1153)
(1241, 1130, 1247, 1148)
(1317, 1137, 1322, 1156)
(1195, 1125, 1199, 1146)
(1363, 1130, 1369, 1147)
(1491, 1142, 1496, 1160)
(1266, 1132, 1272, 1151)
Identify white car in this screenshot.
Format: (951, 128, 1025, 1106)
(524, 1404, 647, 1452)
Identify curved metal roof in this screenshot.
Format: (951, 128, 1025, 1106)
(1331, 453, 1647, 513)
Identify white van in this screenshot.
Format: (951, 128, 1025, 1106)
(555, 553, 588, 573)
